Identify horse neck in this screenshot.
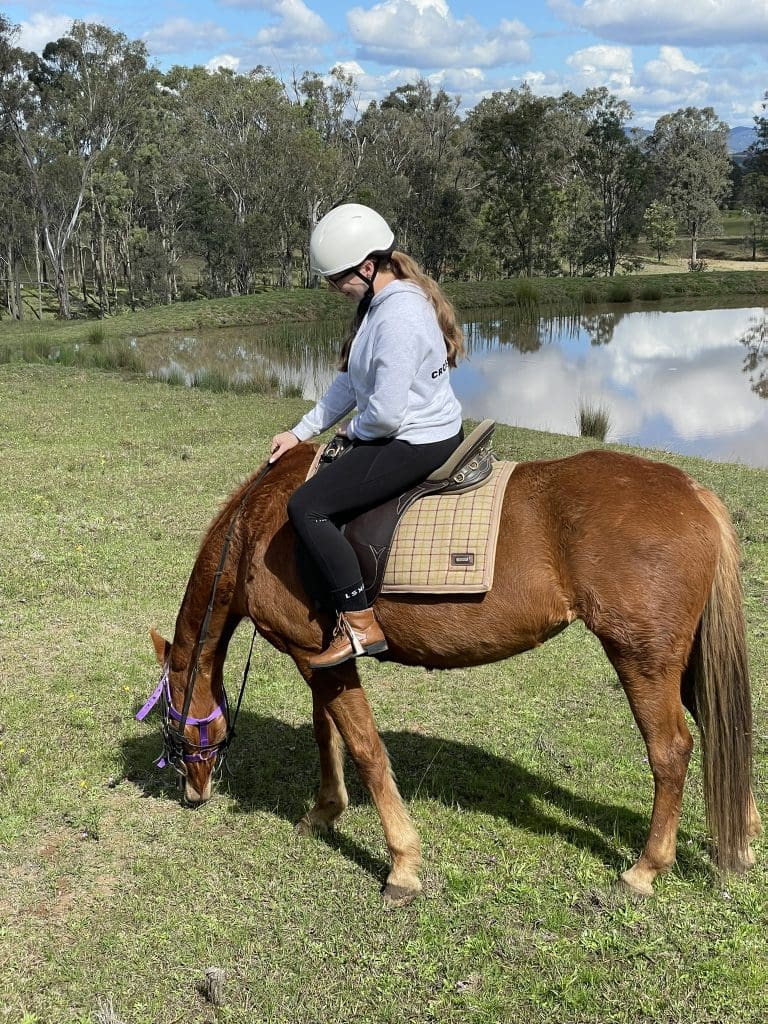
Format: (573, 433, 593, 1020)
(172, 513, 245, 668)
(172, 448, 313, 665)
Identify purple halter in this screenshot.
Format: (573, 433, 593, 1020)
(135, 462, 270, 782)
(136, 666, 230, 773)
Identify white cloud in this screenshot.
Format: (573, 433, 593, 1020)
(331, 61, 422, 105)
(17, 13, 74, 53)
(206, 54, 241, 73)
(642, 46, 703, 87)
(249, 0, 331, 46)
(549, 0, 768, 47)
(347, 0, 530, 70)
(566, 45, 634, 88)
(217, 0, 331, 46)
(144, 18, 231, 56)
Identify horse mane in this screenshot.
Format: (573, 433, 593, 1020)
(197, 446, 317, 555)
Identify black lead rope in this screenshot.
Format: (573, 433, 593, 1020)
(171, 461, 275, 755)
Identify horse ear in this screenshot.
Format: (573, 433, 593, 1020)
(149, 626, 170, 666)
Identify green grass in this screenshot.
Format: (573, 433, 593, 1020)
(0, 365, 766, 1023)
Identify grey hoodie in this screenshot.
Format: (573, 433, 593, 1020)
(291, 280, 463, 444)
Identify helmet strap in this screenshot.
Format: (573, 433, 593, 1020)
(352, 255, 381, 294)
(352, 256, 381, 321)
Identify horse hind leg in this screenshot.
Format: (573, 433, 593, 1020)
(606, 649, 694, 895)
(742, 790, 763, 867)
(297, 693, 349, 836)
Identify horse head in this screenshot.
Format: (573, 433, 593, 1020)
(148, 626, 229, 804)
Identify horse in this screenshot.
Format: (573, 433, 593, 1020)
(145, 443, 760, 905)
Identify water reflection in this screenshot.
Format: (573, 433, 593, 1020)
(740, 313, 768, 399)
(134, 303, 768, 468)
(456, 306, 768, 466)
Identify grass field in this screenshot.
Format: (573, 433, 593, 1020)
(0, 365, 766, 1024)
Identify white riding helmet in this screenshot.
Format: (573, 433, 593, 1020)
(310, 203, 395, 278)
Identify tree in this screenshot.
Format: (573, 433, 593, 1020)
(741, 91, 768, 259)
(166, 65, 302, 293)
(643, 199, 678, 262)
(646, 107, 731, 264)
(467, 85, 565, 277)
(570, 89, 649, 275)
(1, 21, 155, 317)
(0, 16, 35, 319)
(359, 79, 470, 279)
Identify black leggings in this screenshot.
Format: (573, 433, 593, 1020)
(287, 429, 463, 612)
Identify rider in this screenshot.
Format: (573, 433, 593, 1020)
(269, 203, 465, 669)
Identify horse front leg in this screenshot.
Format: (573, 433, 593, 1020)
(296, 690, 349, 836)
(295, 657, 422, 907)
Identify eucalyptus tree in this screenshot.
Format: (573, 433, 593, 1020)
(566, 88, 648, 275)
(0, 18, 31, 318)
(642, 199, 678, 262)
(741, 92, 768, 258)
(467, 85, 566, 277)
(1, 21, 155, 318)
(359, 80, 470, 279)
(646, 106, 732, 265)
(0, 132, 34, 318)
(166, 65, 298, 293)
(119, 82, 192, 305)
(284, 69, 366, 286)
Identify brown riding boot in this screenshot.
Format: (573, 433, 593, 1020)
(309, 609, 388, 670)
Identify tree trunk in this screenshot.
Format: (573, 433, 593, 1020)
(13, 248, 23, 320)
(52, 249, 71, 319)
(98, 216, 110, 316)
(33, 228, 44, 319)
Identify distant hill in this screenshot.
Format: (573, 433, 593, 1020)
(626, 125, 756, 154)
(728, 125, 757, 154)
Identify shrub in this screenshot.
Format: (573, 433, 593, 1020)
(577, 400, 611, 441)
(514, 281, 540, 320)
(608, 282, 633, 303)
(86, 324, 106, 345)
(639, 283, 664, 301)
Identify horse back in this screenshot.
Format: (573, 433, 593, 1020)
(514, 449, 722, 659)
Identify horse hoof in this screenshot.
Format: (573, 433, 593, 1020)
(296, 815, 335, 838)
(382, 882, 420, 909)
(619, 868, 654, 897)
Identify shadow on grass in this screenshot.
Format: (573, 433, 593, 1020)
(123, 709, 710, 885)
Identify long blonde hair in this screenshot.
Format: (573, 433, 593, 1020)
(338, 250, 465, 372)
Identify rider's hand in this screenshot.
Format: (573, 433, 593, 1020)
(269, 431, 300, 463)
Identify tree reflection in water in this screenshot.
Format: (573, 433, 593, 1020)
(740, 312, 768, 399)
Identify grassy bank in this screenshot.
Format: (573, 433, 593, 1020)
(1, 270, 767, 369)
(0, 365, 766, 1024)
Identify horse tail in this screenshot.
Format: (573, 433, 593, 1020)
(689, 486, 753, 872)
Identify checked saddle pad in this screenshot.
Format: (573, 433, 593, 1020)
(305, 424, 516, 604)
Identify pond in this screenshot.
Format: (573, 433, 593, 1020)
(134, 300, 768, 468)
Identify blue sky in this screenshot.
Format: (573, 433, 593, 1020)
(3, 0, 767, 126)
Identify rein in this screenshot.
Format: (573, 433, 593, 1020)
(136, 461, 273, 778)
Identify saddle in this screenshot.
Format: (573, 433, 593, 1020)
(309, 419, 501, 604)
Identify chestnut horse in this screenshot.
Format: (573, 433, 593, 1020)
(147, 444, 760, 904)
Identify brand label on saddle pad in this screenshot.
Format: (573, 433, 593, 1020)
(381, 460, 517, 594)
